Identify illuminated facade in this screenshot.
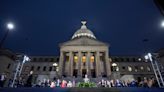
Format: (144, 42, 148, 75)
(58, 21, 111, 78)
(1, 22, 164, 87)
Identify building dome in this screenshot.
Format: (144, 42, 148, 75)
(72, 21, 96, 39)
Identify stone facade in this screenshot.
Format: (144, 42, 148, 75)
(58, 21, 111, 78)
(0, 22, 164, 87)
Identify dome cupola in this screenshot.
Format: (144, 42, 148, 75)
(72, 21, 96, 39)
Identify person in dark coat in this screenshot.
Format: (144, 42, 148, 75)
(26, 71, 33, 87)
(0, 73, 6, 87)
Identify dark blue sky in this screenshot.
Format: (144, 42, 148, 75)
(0, 0, 164, 56)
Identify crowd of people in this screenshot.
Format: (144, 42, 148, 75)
(0, 73, 158, 88)
(97, 77, 158, 88)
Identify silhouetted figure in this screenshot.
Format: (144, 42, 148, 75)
(0, 73, 6, 87)
(26, 71, 33, 87)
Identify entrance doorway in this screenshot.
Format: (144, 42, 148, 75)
(82, 69, 86, 78)
(73, 69, 78, 78)
(91, 69, 96, 78)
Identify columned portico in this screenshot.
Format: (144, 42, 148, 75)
(59, 21, 111, 79)
(96, 51, 100, 77)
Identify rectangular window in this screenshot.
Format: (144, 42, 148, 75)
(133, 58, 136, 62)
(49, 66, 52, 71)
(37, 66, 40, 71)
(31, 66, 34, 71)
(121, 58, 124, 61)
(7, 63, 11, 69)
(51, 58, 54, 62)
(43, 66, 46, 71)
(122, 66, 125, 70)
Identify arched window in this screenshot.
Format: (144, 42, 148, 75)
(147, 66, 151, 72)
(140, 66, 144, 70)
(128, 66, 132, 72)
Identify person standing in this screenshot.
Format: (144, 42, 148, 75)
(0, 73, 6, 87)
(26, 71, 33, 87)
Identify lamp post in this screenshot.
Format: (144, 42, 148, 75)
(11, 55, 30, 87)
(144, 53, 164, 88)
(52, 63, 58, 79)
(53, 63, 58, 67)
(0, 22, 15, 48)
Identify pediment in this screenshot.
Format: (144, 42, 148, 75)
(60, 37, 109, 47)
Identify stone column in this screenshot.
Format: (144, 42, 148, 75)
(86, 52, 88, 75)
(77, 51, 81, 77)
(105, 51, 111, 78)
(96, 51, 100, 77)
(87, 52, 91, 77)
(69, 51, 73, 77)
(59, 51, 64, 77)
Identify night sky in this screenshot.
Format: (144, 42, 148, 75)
(0, 0, 164, 56)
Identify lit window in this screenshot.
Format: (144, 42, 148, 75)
(147, 66, 151, 72)
(74, 56, 78, 62)
(138, 58, 142, 61)
(90, 56, 94, 62)
(56, 67, 59, 71)
(134, 66, 138, 72)
(128, 66, 132, 72)
(140, 66, 144, 70)
(82, 56, 86, 62)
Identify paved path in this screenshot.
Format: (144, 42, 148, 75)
(0, 87, 164, 92)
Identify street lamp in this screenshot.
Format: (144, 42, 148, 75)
(7, 22, 15, 30)
(53, 63, 58, 67)
(144, 53, 164, 88)
(0, 22, 15, 48)
(11, 55, 30, 87)
(161, 20, 164, 28)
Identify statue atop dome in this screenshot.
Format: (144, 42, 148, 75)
(81, 21, 86, 25)
(81, 21, 87, 29)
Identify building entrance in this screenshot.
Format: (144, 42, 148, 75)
(82, 69, 87, 78)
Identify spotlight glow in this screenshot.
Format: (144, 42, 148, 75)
(7, 22, 14, 30)
(161, 21, 164, 28)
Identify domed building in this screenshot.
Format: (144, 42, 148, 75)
(58, 21, 111, 78)
(0, 21, 160, 87)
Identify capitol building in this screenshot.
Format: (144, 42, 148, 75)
(58, 21, 111, 78)
(0, 21, 164, 86)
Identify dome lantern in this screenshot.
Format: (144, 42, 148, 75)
(71, 21, 96, 39)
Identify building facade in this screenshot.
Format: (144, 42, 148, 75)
(0, 22, 164, 87)
(58, 21, 111, 78)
